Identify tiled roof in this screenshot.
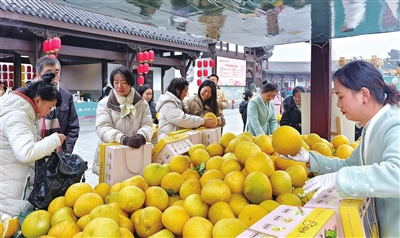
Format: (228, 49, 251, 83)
(0, 0, 209, 48)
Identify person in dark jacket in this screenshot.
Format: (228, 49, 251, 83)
(137, 84, 158, 124)
(239, 90, 255, 132)
(280, 86, 305, 133)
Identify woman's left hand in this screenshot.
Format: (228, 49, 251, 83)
(303, 172, 337, 199)
(217, 117, 222, 126)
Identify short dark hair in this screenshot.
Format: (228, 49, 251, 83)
(166, 78, 189, 99)
(207, 74, 219, 81)
(293, 86, 305, 95)
(109, 66, 135, 87)
(198, 80, 218, 114)
(35, 56, 61, 74)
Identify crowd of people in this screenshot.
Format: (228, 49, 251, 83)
(1, 58, 399, 237)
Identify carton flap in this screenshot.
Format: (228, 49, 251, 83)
(152, 134, 189, 159)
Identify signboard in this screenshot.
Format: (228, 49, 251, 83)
(216, 56, 246, 86)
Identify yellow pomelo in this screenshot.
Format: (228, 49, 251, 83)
(269, 170, 293, 197)
(109, 182, 122, 193)
(254, 134, 274, 154)
(143, 163, 170, 186)
(306, 133, 322, 148)
(169, 154, 191, 173)
(206, 143, 224, 157)
(286, 164, 309, 188)
(148, 228, 175, 238)
(291, 187, 314, 205)
(245, 152, 275, 177)
(332, 134, 350, 149)
(119, 185, 145, 213)
(272, 126, 303, 156)
(321, 138, 335, 154)
(48, 220, 80, 238)
(135, 206, 163, 237)
(119, 214, 134, 232)
(73, 192, 104, 217)
(76, 214, 90, 230)
(336, 144, 354, 159)
(276, 156, 297, 170)
(269, 155, 279, 170)
(190, 148, 211, 166)
(218, 158, 242, 176)
(1, 215, 18, 238)
(188, 144, 207, 157)
(72, 232, 82, 238)
(224, 171, 246, 194)
(107, 202, 129, 217)
(235, 141, 261, 164)
(172, 199, 184, 207)
(204, 112, 218, 124)
(82, 217, 120, 237)
(120, 227, 134, 237)
(275, 193, 302, 206)
(88, 204, 120, 224)
(222, 152, 237, 160)
(206, 156, 224, 170)
(208, 201, 235, 225)
(93, 182, 111, 200)
(243, 171, 273, 204)
(201, 179, 232, 205)
(181, 169, 200, 180)
(301, 134, 308, 141)
(179, 178, 202, 199)
(236, 134, 253, 144)
(350, 141, 360, 149)
(21, 210, 52, 238)
(200, 169, 225, 187)
(168, 194, 181, 207)
(105, 192, 119, 204)
(238, 204, 269, 227)
(183, 193, 210, 218)
(145, 186, 169, 211)
(182, 217, 214, 238)
(64, 183, 93, 208)
(220, 132, 236, 148)
(311, 142, 332, 156)
(47, 196, 66, 215)
(302, 140, 311, 151)
(161, 172, 185, 195)
(224, 138, 236, 153)
(276, 114, 282, 123)
(238, 131, 254, 138)
(259, 199, 280, 212)
(121, 175, 146, 191)
(162, 206, 190, 235)
(51, 207, 77, 226)
(229, 194, 250, 217)
(130, 208, 142, 226)
(212, 218, 248, 238)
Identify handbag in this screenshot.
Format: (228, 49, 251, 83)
(28, 148, 88, 209)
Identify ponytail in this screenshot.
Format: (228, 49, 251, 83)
(384, 84, 400, 106)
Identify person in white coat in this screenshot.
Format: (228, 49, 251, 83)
(92, 66, 153, 175)
(156, 77, 216, 139)
(0, 73, 65, 216)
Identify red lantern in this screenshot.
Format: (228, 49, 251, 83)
(138, 75, 144, 85)
(203, 60, 208, 68)
(48, 38, 54, 53)
(197, 79, 202, 86)
(43, 40, 50, 54)
(143, 52, 149, 62)
(197, 70, 202, 77)
(197, 60, 202, 68)
(138, 52, 144, 63)
(137, 64, 144, 74)
(143, 63, 149, 74)
(203, 69, 208, 77)
(209, 59, 215, 68)
(53, 37, 61, 57)
(148, 50, 154, 62)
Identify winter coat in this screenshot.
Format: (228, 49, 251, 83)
(149, 100, 158, 124)
(184, 95, 226, 127)
(0, 92, 62, 216)
(239, 100, 249, 131)
(309, 104, 400, 237)
(92, 88, 153, 175)
(155, 91, 204, 139)
(245, 94, 278, 136)
(216, 88, 228, 110)
(280, 96, 302, 133)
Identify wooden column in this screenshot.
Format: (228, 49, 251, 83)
(13, 53, 21, 89)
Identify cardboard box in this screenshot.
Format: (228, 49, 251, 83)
(168, 129, 202, 145)
(98, 142, 119, 183)
(104, 143, 152, 185)
(286, 208, 337, 237)
(151, 134, 193, 164)
(196, 127, 222, 146)
(237, 205, 315, 237)
(304, 188, 379, 238)
(168, 129, 192, 136)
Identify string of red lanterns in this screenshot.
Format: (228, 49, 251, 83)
(136, 50, 155, 86)
(197, 59, 215, 86)
(42, 37, 62, 58)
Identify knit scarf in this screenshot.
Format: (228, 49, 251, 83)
(115, 88, 136, 118)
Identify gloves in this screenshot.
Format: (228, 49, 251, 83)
(303, 172, 337, 198)
(280, 147, 310, 163)
(122, 134, 146, 148)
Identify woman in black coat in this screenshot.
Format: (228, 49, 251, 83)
(239, 90, 255, 132)
(280, 86, 305, 133)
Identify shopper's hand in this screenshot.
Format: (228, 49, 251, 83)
(303, 172, 337, 199)
(57, 133, 66, 144)
(122, 134, 146, 148)
(280, 147, 309, 163)
(203, 118, 217, 128)
(217, 117, 222, 126)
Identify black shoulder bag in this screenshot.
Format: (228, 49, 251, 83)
(28, 147, 88, 209)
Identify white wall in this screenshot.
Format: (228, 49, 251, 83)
(60, 63, 102, 91)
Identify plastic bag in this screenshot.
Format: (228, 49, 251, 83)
(28, 151, 88, 209)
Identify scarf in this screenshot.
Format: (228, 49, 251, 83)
(115, 88, 136, 118)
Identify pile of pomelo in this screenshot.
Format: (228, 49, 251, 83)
(20, 126, 355, 238)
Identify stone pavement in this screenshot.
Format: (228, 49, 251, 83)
(74, 108, 245, 187)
